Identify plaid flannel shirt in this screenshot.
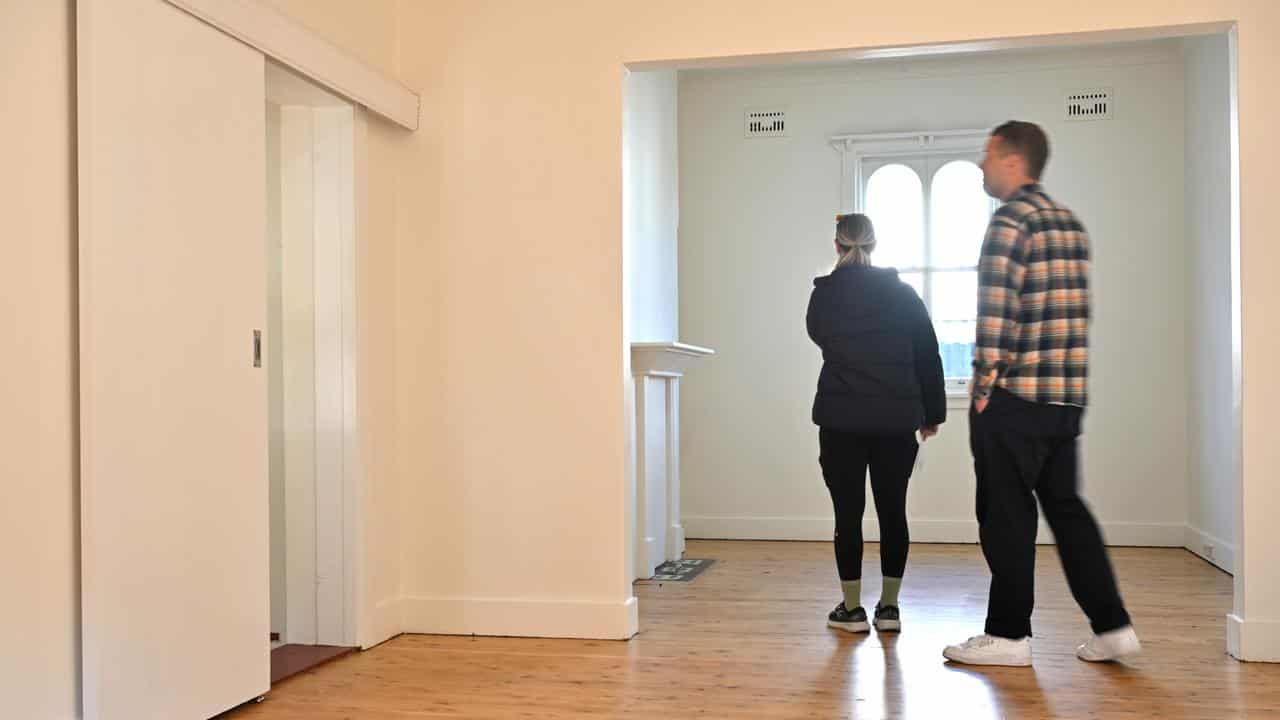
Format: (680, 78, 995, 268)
(971, 184, 1090, 407)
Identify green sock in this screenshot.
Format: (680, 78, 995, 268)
(841, 580, 862, 610)
(880, 577, 902, 608)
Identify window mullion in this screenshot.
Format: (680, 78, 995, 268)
(921, 156, 934, 312)
(856, 144, 987, 387)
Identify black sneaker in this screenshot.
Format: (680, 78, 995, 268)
(874, 604, 901, 632)
(827, 602, 870, 633)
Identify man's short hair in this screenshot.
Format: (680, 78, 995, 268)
(991, 121, 1050, 180)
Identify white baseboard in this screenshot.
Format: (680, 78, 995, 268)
(683, 516, 1187, 547)
(1094, 521, 1188, 547)
(1184, 525, 1237, 574)
(401, 595, 638, 640)
(1228, 614, 1280, 662)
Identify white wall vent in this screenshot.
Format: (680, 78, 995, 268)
(1065, 89, 1112, 121)
(745, 109, 787, 137)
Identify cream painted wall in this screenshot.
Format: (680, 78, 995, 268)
(251, 0, 1280, 655)
(1, 2, 81, 717)
(677, 42, 1190, 546)
(4, 7, 1279, 710)
(354, 110, 405, 647)
(1183, 35, 1237, 574)
(259, 0, 401, 79)
(389, 0, 459, 631)
(386, 0, 1278, 656)
(385, 1, 643, 639)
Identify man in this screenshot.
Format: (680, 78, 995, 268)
(942, 121, 1140, 666)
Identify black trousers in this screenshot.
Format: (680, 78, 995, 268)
(818, 428, 918, 582)
(970, 388, 1131, 639)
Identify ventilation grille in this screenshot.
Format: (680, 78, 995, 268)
(745, 109, 787, 137)
(1065, 89, 1112, 121)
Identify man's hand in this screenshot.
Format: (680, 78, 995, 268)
(974, 397, 989, 414)
(920, 425, 939, 442)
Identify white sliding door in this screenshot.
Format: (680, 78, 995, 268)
(77, 0, 269, 717)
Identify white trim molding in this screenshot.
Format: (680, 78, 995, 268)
(1228, 614, 1280, 662)
(830, 129, 988, 213)
(163, 0, 420, 130)
(631, 342, 715, 376)
(401, 595, 639, 640)
(1185, 525, 1237, 575)
(829, 128, 991, 154)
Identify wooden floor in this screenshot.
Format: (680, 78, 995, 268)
(225, 541, 1280, 719)
(270, 644, 355, 684)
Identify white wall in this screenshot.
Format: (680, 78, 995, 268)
(625, 70, 680, 343)
(267, 103, 288, 638)
(678, 42, 1190, 546)
(0, 2, 81, 717)
(1184, 35, 1236, 573)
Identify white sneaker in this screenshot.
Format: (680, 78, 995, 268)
(943, 634, 1033, 666)
(1076, 626, 1141, 662)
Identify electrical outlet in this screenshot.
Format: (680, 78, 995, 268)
(1204, 543, 1216, 560)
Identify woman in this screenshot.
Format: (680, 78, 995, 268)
(806, 212, 946, 633)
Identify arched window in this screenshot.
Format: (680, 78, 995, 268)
(861, 155, 994, 382)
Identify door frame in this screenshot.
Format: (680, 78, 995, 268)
(267, 62, 365, 649)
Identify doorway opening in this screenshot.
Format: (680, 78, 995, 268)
(265, 61, 361, 683)
(623, 26, 1241, 644)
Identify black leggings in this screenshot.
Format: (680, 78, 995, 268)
(818, 428, 919, 581)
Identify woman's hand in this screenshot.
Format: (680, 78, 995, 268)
(920, 425, 939, 442)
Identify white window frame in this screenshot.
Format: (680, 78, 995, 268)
(830, 130, 993, 399)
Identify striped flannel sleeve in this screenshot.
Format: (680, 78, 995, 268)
(971, 211, 1027, 401)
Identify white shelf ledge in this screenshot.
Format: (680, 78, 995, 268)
(631, 342, 715, 377)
